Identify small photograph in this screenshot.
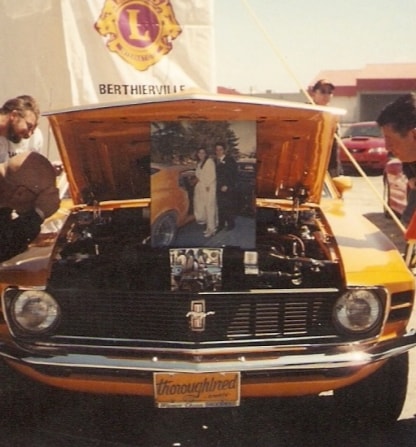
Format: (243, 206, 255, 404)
(170, 248, 223, 292)
(150, 121, 256, 249)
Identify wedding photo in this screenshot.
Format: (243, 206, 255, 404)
(150, 120, 257, 249)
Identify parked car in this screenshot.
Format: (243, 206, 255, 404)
(151, 163, 194, 246)
(46, 160, 193, 247)
(340, 121, 389, 172)
(383, 156, 408, 217)
(0, 93, 415, 425)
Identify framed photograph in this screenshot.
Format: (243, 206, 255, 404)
(150, 121, 256, 249)
(170, 248, 223, 292)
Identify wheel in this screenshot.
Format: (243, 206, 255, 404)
(333, 353, 408, 426)
(151, 212, 178, 247)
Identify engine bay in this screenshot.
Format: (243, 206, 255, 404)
(49, 203, 343, 291)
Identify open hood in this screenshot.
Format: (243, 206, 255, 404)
(45, 93, 343, 205)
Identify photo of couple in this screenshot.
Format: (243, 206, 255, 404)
(194, 142, 238, 238)
(150, 120, 256, 249)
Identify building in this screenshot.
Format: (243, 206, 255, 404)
(311, 63, 416, 123)
(253, 63, 416, 124)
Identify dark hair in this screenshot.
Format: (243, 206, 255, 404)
(376, 93, 416, 136)
(1, 95, 40, 121)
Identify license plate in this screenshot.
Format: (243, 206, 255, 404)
(153, 372, 240, 408)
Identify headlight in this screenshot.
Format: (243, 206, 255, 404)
(333, 290, 383, 335)
(10, 290, 60, 335)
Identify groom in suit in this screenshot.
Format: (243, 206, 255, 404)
(215, 142, 238, 231)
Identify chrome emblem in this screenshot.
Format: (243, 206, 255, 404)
(186, 300, 215, 332)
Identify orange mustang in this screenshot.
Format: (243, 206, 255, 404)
(0, 93, 415, 426)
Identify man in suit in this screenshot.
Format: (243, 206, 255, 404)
(215, 142, 238, 231)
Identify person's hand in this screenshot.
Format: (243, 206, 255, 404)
(408, 177, 416, 189)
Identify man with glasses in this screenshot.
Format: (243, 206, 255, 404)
(0, 151, 59, 262)
(0, 95, 40, 162)
(310, 79, 343, 177)
(0, 95, 39, 142)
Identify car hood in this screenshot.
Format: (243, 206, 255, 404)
(45, 93, 344, 205)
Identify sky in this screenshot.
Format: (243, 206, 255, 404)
(214, 0, 416, 93)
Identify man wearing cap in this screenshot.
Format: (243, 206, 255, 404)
(0, 151, 60, 262)
(310, 79, 343, 177)
(311, 79, 335, 107)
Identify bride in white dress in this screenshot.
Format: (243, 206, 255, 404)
(193, 148, 217, 238)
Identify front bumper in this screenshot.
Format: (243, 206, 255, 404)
(1, 331, 416, 375)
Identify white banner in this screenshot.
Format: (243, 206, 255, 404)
(0, 0, 215, 109)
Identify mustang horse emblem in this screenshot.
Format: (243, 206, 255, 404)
(95, 0, 182, 71)
(186, 300, 215, 332)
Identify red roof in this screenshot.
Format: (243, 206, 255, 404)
(311, 63, 416, 96)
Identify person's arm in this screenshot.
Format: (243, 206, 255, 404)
(205, 159, 216, 189)
(229, 157, 239, 188)
(0, 209, 43, 262)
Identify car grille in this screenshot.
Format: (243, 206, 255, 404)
(46, 288, 340, 346)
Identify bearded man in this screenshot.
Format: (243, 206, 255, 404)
(0, 95, 39, 144)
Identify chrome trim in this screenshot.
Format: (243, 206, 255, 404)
(199, 287, 340, 295)
(2, 331, 416, 375)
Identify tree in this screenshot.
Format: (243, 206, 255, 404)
(151, 120, 241, 163)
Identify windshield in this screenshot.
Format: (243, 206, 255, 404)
(342, 124, 382, 138)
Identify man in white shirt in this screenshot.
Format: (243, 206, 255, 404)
(0, 127, 43, 162)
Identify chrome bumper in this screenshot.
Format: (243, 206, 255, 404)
(2, 331, 416, 374)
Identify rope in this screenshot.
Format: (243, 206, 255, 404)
(240, 0, 406, 234)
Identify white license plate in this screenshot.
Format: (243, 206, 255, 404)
(153, 372, 240, 408)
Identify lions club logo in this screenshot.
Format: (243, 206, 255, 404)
(95, 0, 182, 71)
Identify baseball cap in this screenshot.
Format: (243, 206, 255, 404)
(312, 79, 335, 92)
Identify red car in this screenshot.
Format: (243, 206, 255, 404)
(340, 121, 388, 172)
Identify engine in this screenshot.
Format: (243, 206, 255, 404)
(254, 206, 342, 288)
(49, 204, 343, 291)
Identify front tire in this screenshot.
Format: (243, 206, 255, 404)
(151, 212, 178, 247)
(333, 353, 408, 426)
